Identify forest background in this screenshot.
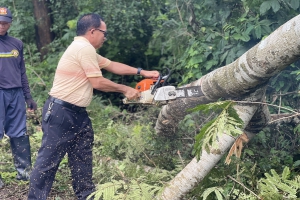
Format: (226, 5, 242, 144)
(1, 0, 300, 199)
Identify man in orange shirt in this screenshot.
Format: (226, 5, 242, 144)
(27, 13, 159, 200)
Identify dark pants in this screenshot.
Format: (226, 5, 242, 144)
(0, 88, 31, 180)
(0, 88, 27, 138)
(28, 98, 95, 200)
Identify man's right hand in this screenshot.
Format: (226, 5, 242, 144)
(124, 87, 141, 101)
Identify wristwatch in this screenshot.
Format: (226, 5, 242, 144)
(137, 67, 143, 75)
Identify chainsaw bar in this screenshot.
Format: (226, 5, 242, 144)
(123, 85, 204, 105)
(175, 86, 204, 98)
(123, 68, 204, 105)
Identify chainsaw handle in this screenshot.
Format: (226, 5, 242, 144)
(151, 68, 171, 94)
(151, 75, 162, 94)
(161, 68, 171, 86)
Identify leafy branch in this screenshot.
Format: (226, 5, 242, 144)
(191, 101, 244, 160)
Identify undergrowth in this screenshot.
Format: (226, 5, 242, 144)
(1, 97, 300, 199)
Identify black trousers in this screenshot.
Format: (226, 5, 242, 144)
(28, 98, 95, 200)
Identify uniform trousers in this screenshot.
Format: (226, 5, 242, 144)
(28, 97, 95, 200)
(0, 88, 27, 138)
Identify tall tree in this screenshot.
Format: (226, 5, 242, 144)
(158, 13, 300, 199)
(32, 0, 53, 59)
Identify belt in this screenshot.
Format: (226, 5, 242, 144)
(48, 96, 86, 112)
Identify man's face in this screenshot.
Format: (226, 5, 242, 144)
(91, 20, 107, 49)
(0, 21, 10, 36)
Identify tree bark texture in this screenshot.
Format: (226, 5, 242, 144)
(155, 14, 300, 136)
(32, 0, 53, 59)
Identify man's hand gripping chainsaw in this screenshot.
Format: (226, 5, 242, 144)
(123, 68, 204, 105)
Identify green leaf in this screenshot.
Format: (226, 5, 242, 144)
(282, 166, 290, 180)
(241, 33, 250, 42)
(232, 33, 242, 40)
(66, 19, 77, 29)
(293, 160, 300, 167)
(244, 149, 254, 156)
(201, 187, 224, 200)
(289, 0, 300, 9)
(220, 50, 229, 63)
(202, 187, 219, 200)
(255, 25, 262, 39)
(271, 0, 281, 13)
(260, 1, 272, 14)
(188, 55, 203, 66)
(215, 189, 225, 200)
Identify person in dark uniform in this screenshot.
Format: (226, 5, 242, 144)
(27, 13, 159, 200)
(0, 7, 37, 188)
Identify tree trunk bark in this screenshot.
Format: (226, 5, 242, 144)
(32, 0, 53, 60)
(156, 14, 300, 136)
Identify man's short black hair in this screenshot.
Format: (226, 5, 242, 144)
(76, 13, 104, 36)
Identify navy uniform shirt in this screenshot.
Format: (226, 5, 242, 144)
(0, 33, 31, 99)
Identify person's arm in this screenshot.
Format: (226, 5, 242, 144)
(20, 45, 37, 110)
(88, 76, 140, 100)
(104, 61, 159, 79)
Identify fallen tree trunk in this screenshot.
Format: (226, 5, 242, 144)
(156, 14, 300, 136)
(158, 14, 300, 200)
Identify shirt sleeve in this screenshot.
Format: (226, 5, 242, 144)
(97, 54, 111, 69)
(20, 44, 32, 99)
(79, 45, 103, 78)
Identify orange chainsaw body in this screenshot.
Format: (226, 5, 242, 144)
(135, 79, 164, 92)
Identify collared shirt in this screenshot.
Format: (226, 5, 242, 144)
(49, 36, 111, 107)
(0, 33, 32, 99)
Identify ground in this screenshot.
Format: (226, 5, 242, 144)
(0, 183, 27, 200)
(0, 181, 77, 200)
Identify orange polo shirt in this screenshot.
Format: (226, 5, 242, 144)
(49, 36, 111, 107)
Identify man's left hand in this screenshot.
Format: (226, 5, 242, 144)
(141, 70, 160, 79)
(26, 99, 37, 111)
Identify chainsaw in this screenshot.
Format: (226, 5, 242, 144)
(123, 68, 204, 105)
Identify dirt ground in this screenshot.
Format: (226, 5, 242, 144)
(0, 183, 28, 200)
(0, 183, 77, 200)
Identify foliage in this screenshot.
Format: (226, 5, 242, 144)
(0, 0, 36, 42)
(258, 167, 300, 199)
(191, 101, 243, 159)
(200, 166, 300, 200)
(185, 120, 300, 199)
(1, 89, 300, 199)
(268, 63, 300, 115)
(88, 178, 163, 200)
(148, 0, 300, 89)
(201, 187, 225, 200)
(88, 97, 189, 170)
